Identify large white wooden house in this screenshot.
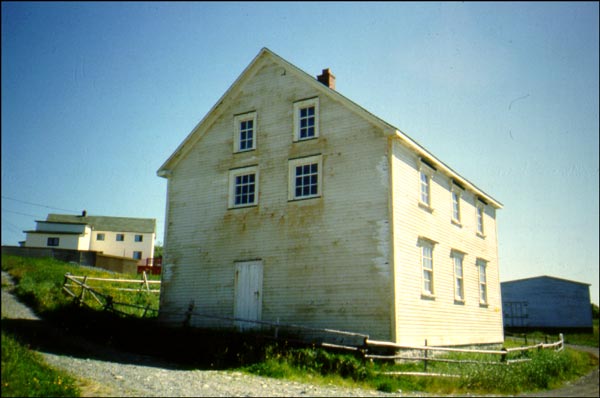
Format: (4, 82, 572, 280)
(157, 48, 503, 346)
(24, 212, 156, 262)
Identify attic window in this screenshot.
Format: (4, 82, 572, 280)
(293, 98, 319, 141)
(233, 112, 257, 153)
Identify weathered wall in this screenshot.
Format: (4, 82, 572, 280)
(159, 59, 393, 340)
(1, 246, 97, 266)
(391, 140, 504, 346)
(95, 254, 139, 274)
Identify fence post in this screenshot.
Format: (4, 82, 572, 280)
(77, 276, 88, 306)
(424, 339, 428, 372)
(500, 346, 507, 362)
(559, 333, 564, 351)
(274, 317, 279, 339)
(104, 295, 114, 312)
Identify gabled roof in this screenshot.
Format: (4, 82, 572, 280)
(158, 47, 502, 209)
(502, 275, 591, 287)
(46, 214, 156, 233)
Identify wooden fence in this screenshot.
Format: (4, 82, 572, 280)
(62, 272, 161, 317)
(363, 334, 564, 377)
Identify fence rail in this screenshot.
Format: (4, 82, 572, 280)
(363, 333, 564, 376)
(60, 272, 567, 377)
(62, 272, 160, 317)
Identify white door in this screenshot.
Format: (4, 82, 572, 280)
(234, 260, 263, 330)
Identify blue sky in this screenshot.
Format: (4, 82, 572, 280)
(2, 2, 598, 304)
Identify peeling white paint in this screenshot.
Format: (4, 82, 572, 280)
(376, 155, 390, 188)
(373, 219, 390, 278)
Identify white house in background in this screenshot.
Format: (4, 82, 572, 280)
(156, 48, 504, 346)
(24, 212, 156, 262)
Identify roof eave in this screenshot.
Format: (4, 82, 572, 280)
(393, 130, 503, 209)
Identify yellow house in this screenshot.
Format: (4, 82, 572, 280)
(157, 48, 503, 346)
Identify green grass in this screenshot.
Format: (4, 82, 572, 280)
(1, 254, 597, 395)
(241, 343, 596, 395)
(564, 319, 599, 347)
(1, 330, 79, 397)
(1, 254, 159, 317)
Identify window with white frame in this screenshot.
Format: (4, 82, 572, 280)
(451, 189, 462, 224)
(228, 166, 259, 208)
(135, 234, 143, 242)
(419, 239, 435, 296)
(418, 160, 435, 209)
(133, 251, 142, 260)
(477, 259, 488, 304)
(47, 237, 59, 247)
(293, 98, 319, 141)
(420, 171, 430, 205)
(452, 251, 465, 302)
(233, 112, 257, 152)
(288, 155, 322, 200)
(476, 202, 485, 235)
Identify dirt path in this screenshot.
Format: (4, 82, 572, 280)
(2, 271, 598, 397)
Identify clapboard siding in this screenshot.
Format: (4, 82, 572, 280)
(158, 49, 503, 345)
(391, 140, 503, 346)
(160, 59, 393, 339)
(501, 276, 592, 330)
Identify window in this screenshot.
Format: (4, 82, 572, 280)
(420, 171, 430, 205)
(133, 251, 142, 260)
(135, 235, 143, 242)
(116, 234, 125, 242)
(417, 160, 435, 210)
(477, 259, 488, 304)
(233, 112, 257, 152)
(293, 98, 319, 141)
(288, 155, 322, 200)
(452, 251, 465, 302)
(476, 202, 485, 236)
(451, 190, 461, 224)
(47, 237, 59, 247)
(96, 233, 105, 241)
(419, 240, 435, 296)
(228, 166, 259, 208)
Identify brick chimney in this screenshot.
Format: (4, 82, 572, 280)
(317, 68, 335, 90)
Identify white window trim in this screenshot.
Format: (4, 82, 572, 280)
(417, 159, 435, 211)
(476, 201, 486, 237)
(293, 97, 319, 142)
(477, 258, 488, 305)
(418, 237, 437, 298)
(288, 155, 323, 201)
(451, 250, 465, 303)
(450, 184, 463, 226)
(233, 111, 257, 153)
(228, 165, 259, 209)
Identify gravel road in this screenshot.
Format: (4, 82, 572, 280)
(2, 271, 597, 397)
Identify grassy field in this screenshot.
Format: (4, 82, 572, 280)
(1, 254, 598, 396)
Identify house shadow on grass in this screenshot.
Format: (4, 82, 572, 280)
(2, 305, 279, 371)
